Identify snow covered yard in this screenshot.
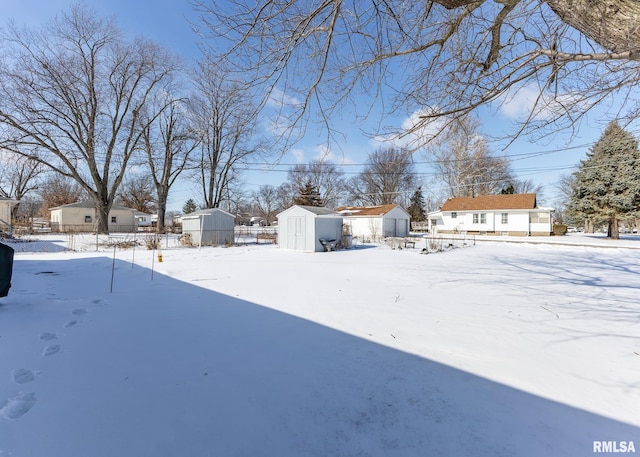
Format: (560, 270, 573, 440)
(1, 239, 639, 456)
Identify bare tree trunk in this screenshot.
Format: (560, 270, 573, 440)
(608, 217, 620, 240)
(156, 189, 168, 234)
(95, 199, 111, 234)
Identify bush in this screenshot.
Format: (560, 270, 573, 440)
(178, 233, 193, 247)
(553, 224, 568, 236)
(144, 235, 161, 249)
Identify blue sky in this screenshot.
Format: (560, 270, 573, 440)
(3, 0, 611, 211)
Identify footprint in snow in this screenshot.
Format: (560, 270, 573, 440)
(0, 392, 36, 420)
(64, 320, 77, 328)
(43, 345, 61, 357)
(71, 308, 87, 316)
(40, 332, 58, 341)
(12, 369, 35, 385)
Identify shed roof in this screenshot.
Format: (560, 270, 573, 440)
(182, 207, 235, 219)
(440, 194, 537, 211)
(334, 204, 402, 217)
(278, 205, 339, 217)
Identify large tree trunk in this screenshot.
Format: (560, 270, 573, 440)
(546, 0, 640, 55)
(608, 217, 620, 240)
(438, 0, 640, 57)
(94, 198, 112, 234)
(156, 201, 167, 234)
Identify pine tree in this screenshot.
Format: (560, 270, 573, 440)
(407, 187, 426, 221)
(568, 121, 640, 239)
(182, 198, 197, 214)
(292, 180, 323, 207)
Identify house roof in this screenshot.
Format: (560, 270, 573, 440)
(49, 201, 135, 211)
(440, 194, 538, 211)
(334, 204, 402, 217)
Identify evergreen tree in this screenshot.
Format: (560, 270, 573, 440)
(182, 198, 197, 214)
(568, 121, 640, 239)
(407, 187, 426, 221)
(292, 180, 323, 207)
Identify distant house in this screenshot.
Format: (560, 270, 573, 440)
(0, 197, 19, 235)
(277, 205, 343, 252)
(427, 194, 554, 236)
(49, 201, 136, 233)
(335, 204, 410, 240)
(181, 208, 236, 246)
(135, 212, 153, 229)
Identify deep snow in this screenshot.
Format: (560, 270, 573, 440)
(1, 235, 639, 456)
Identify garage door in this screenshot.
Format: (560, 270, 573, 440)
(383, 218, 396, 237)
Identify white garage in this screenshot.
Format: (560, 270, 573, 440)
(335, 204, 411, 241)
(277, 205, 343, 252)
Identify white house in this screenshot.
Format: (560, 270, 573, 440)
(49, 201, 136, 233)
(181, 208, 236, 246)
(335, 204, 410, 241)
(0, 197, 19, 235)
(135, 212, 153, 229)
(428, 194, 554, 236)
(277, 205, 344, 252)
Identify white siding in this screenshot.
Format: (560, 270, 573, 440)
(182, 209, 235, 245)
(277, 206, 343, 252)
(49, 206, 136, 232)
(343, 217, 383, 240)
(342, 207, 410, 240)
(429, 208, 552, 236)
(314, 217, 344, 252)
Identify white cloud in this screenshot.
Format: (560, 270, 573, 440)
(266, 87, 302, 109)
(312, 145, 356, 165)
(370, 108, 447, 150)
(498, 85, 540, 119)
(290, 148, 305, 163)
(498, 84, 586, 122)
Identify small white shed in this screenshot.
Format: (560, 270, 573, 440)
(181, 208, 236, 246)
(277, 205, 343, 252)
(335, 204, 411, 241)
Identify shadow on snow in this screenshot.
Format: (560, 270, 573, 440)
(2, 256, 638, 457)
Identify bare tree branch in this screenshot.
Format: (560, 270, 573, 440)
(192, 0, 640, 145)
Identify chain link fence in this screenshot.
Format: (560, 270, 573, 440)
(1, 226, 280, 253)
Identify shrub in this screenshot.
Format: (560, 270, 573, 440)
(553, 224, 568, 236)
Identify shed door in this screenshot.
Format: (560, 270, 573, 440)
(287, 217, 305, 250)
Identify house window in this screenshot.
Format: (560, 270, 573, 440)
(501, 213, 508, 224)
(84, 215, 92, 223)
(451, 212, 458, 219)
(111, 216, 117, 223)
(474, 213, 486, 224)
(530, 212, 549, 224)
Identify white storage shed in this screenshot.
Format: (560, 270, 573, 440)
(335, 204, 411, 241)
(181, 208, 236, 246)
(277, 205, 344, 252)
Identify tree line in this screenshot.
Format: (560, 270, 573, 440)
(2, 1, 639, 237)
(0, 5, 263, 233)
